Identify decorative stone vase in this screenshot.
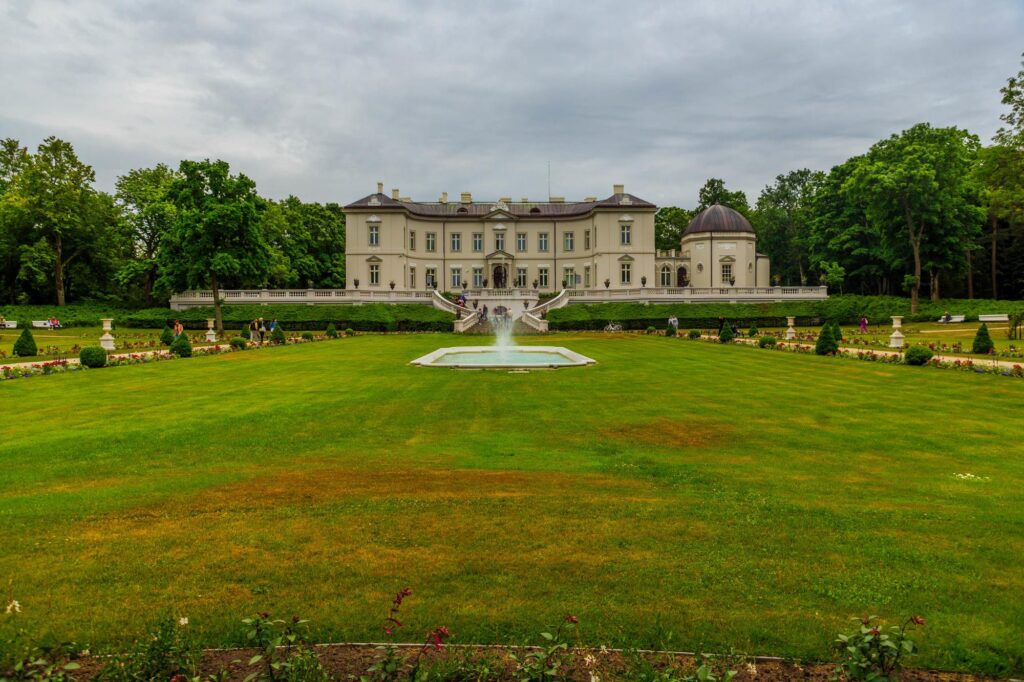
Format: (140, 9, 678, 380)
(889, 316, 905, 348)
(785, 316, 796, 341)
(354, 279, 360, 289)
(100, 318, 115, 351)
(389, 281, 395, 290)
(641, 276, 647, 287)
(205, 318, 216, 343)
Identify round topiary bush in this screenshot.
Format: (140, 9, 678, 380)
(647, 326, 657, 335)
(229, 337, 247, 350)
(748, 324, 759, 336)
(271, 326, 286, 344)
(904, 346, 934, 366)
(159, 325, 174, 346)
(688, 329, 701, 340)
(972, 323, 994, 355)
(12, 328, 37, 357)
(301, 331, 314, 341)
(325, 324, 338, 339)
(345, 328, 355, 336)
(169, 334, 192, 358)
(79, 346, 108, 368)
(758, 336, 777, 348)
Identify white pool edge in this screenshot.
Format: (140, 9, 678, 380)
(411, 345, 596, 368)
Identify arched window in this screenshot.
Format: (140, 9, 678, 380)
(660, 265, 671, 286)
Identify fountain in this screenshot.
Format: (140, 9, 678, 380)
(411, 309, 595, 369)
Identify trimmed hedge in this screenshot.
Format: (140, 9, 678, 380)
(229, 337, 248, 350)
(904, 346, 934, 365)
(546, 295, 1024, 331)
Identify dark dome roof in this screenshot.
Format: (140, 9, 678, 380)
(683, 204, 754, 236)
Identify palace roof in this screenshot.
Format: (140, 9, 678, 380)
(344, 190, 655, 219)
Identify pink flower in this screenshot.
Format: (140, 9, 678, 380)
(912, 615, 925, 626)
(565, 614, 579, 624)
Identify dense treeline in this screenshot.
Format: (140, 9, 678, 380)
(655, 57, 1024, 311)
(0, 146, 345, 328)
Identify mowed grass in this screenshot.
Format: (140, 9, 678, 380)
(1, 334, 1022, 674)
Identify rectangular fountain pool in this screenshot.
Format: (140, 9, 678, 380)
(411, 346, 595, 368)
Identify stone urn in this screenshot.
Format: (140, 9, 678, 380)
(100, 318, 116, 351)
(205, 318, 216, 343)
(785, 316, 796, 341)
(889, 316, 905, 348)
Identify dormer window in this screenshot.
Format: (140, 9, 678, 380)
(530, 207, 541, 214)
(457, 206, 469, 213)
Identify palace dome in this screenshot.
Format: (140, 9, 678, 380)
(683, 204, 754, 236)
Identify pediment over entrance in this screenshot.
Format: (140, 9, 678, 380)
(485, 209, 517, 221)
(485, 249, 515, 260)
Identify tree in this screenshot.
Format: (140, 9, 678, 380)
(114, 164, 180, 305)
(995, 53, 1024, 149)
(696, 178, 750, 215)
(753, 169, 824, 285)
(654, 206, 693, 251)
(819, 261, 846, 293)
(846, 123, 983, 313)
(261, 197, 346, 288)
(0, 139, 31, 303)
(158, 160, 270, 333)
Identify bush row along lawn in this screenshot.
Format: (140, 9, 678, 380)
(0, 334, 1022, 675)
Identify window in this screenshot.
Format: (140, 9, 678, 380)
(563, 267, 575, 288)
(472, 233, 483, 252)
(584, 266, 591, 288)
(426, 267, 437, 288)
(721, 263, 733, 283)
(516, 232, 527, 252)
(584, 230, 591, 250)
(450, 233, 461, 252)
(516, 267, 527, 288)
(369, 224, 380, 247)
(369, 263, 380, 285)
(426, 232, 436, 252)
(409, 231, 416, 251)
(661, 265, 671, 286)
(538, 232, 549, 251)
(495, 233, 505, 251)
(409, 267, 416, 289)
(451, 267, 462, 288)
(620, 223, 631, 246)
(564, 232, 574, 251)
(473, 267, 483, 288)
(538, 267, 549, 288)
(620, 262, 631, 285)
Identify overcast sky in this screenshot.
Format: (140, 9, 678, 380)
(1, 1, 1021, 208)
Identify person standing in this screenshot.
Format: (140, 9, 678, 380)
(258, 318, 267, 344)
(173, 319, 184, 338)
(249, 319, 259, 344)
(859, 315, 868, 333)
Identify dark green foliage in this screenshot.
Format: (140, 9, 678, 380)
(325, 324, 338, 338)
(12, 328, 37, 356)
(719, 323, 734, 343)
(904, 346, 934, 365)
(241, 328, 251, 340)
(646, 326, 657, 334)
(345, 328, 354, 336)
(159, 325, 174, 346)
(688, 329, 701, 339)
(169, 333, 192, 357)
(758, 336, 777, 348)
(79, 346, 107, 368)
(973, 323, 994, 354)
(96, 616, 200, 682)
(271, 326, 286, 344)
(229, 337, 247, 350)
(748, 324, 759, 336)
(830, 322, 845, 342)
(665, 325, 675, 337)
(815, 325, 838, 355)
(301, 331, 314, 341)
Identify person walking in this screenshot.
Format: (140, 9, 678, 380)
(859, 315, 868, 334)
(258, 318, 267, 344)
(249, 319, 259, 344)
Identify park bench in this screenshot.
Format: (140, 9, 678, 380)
(32, 320, 53, 328)
(0, 320, 16, 329)
(978, 314, 1009, 323)
(937, 315, 965, 323)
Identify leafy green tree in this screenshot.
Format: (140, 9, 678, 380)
(753, 169, 824, 284)
(819, 261, 846, 293)
(0, 139, 31, 303)
(654, 206, 693, 251)
(261, 197, 346, 288)
(846, 123, 984, 313)
(995, 52, 1024, 149)
(158, 160, 270, 333)
(696, 178, 750, 216)
(115, 164, 180, 305)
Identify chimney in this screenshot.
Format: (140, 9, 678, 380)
(460, 192, 472, 203)
(377, 181, 384, 194)
(440, 191, 448, 203)
(584, 196, 597, 202)
(391, 188, 400, 200)
(520, 197, 529, 202)
(399, 196, 410, 202)
(613, 184, 624, 195)
(549, 196, 565, 203)
(500, 196, 512, 204)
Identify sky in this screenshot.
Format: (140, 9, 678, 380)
(1, 0, 1022, 208)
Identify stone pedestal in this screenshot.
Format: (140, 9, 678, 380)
(889, 316, 904, 349)
(205, 318, 216, 343)
(100, 318, 115, 351)
(785, 316, 796, 341)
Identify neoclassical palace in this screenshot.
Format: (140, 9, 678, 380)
(343, 183, 771, 294)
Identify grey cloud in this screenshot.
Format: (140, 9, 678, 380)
(1, 0, 1020, 208)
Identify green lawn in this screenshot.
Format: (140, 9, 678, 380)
(1, 334, 1021, 675)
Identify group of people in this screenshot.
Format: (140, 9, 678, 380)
(247, 317, 278, 344)
(172, 320, 184, 338)
(47, 317, 62, 329)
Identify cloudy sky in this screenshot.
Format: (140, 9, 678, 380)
(1, 1, 1021, 208)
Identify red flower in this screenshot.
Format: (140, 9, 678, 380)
(565, 614, 579, 624)
(870, 627, 880, 636)
(912, 615, 925, 626)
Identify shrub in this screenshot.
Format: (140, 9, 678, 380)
(159, 325, 174, 346)
(748, 324, 759, 336)
(229, 337, 247, 350)
(647, 326, 657, 334)
(241, 328, 251, 340)
(834, 615, 924, 681)
(97, 616, 200, 682)
(815, 325, 838, 355)
(79, 346, 108, 368)
(169, 334, 192, 358)
(301, 331, 314, 341)
(665, 325, 675, 337)
(718, 323, 734, 343)
(904, 346, 934, 366)
(831, 322, 845, 342)
(688, 329, 701, 340)
(12, 328, 37, 357)
(972, 323, 994, 355)
(758, 336, 777, 348)
(325, 324, 338, 338)
(345, 328, 354, 336)
(271, 326, 286, 344)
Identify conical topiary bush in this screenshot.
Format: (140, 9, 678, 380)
(815, 324, 838, 355)
(719, 322, 734, 343)
(972, 323, 994, 355)
(169, 333, 192, 358)
(13, 328, 37, 357)
(160, 325, 174, 346)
